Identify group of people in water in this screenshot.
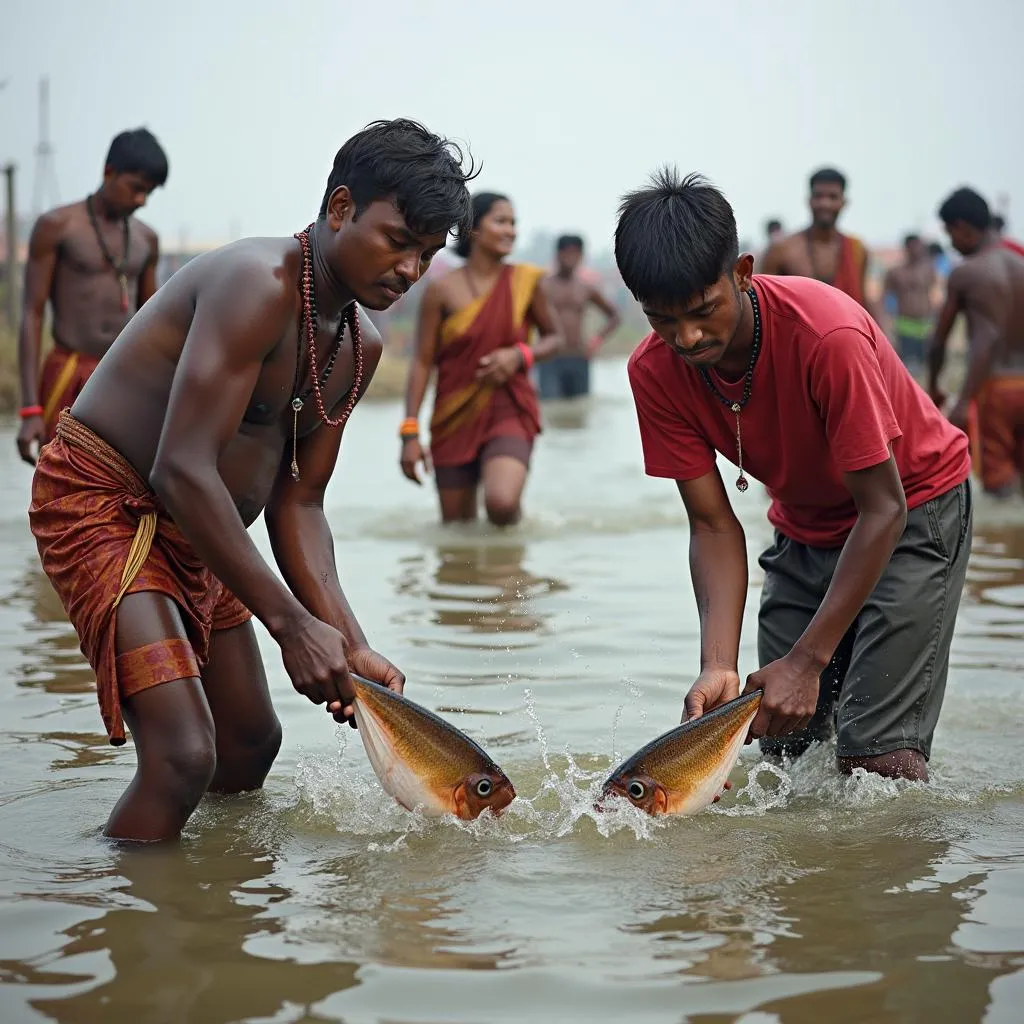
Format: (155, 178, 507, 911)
(10, 117, 1024, 843)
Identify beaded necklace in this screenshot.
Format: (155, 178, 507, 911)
(697, 287, 762, 492)
(86, 193, 131, 312)
(288, 224, 364, 481)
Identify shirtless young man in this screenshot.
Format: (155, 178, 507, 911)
(536, 235, 621, 400)
(28, 119, 475, 842)
(760, 168, 880, 320)
(17, 128, 168, 463)
(882, 234, 938, 372)
(929, 187, 1024, 497)
(618, 169, 971, 782)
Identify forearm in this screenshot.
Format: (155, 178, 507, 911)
(266, 502, 369, 647)
(927, 334, 949, 393)
(955, 339, 996, 405)
(690, 522, 748, 671)
(598, 311, 622, 342)
(404, 358, 433, 420)
(529, 331, 563, 363)
(150, 462, 307, 637)
(17, 312, 44, 407)
(793, 504, 906, 670)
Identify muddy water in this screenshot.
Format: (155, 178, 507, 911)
(0, 359, 1022, 1024)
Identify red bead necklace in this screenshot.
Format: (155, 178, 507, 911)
(289, 224, 365, 480)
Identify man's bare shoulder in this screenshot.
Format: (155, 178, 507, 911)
(776, 231, 806, 253)
(191, 237, 297, 307)
(29, 201, 82, 244)
(357, 306, 383, 353)
(762, 232, 802, 269)
(132, 215, 160, 247)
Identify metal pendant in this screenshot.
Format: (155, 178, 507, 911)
(736, 473, 749, 493)
(290, 397, 304, 482)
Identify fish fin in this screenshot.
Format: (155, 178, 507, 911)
(652, 784, 669, 817)
(452, 782, 470, 821)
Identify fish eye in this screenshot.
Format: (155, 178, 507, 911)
(628, 780, 646, 801)
(475, 778, 493, 798)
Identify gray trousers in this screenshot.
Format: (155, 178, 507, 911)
(757, 480, 972, 761)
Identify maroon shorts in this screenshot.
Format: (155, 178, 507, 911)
(433, 434, 534, 490)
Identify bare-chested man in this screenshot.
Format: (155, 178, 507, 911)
(27, 118, 475, 843)
(537, 235, 620, 400)
(882, 234, 938, 372)
(760, 168, 880, 320)
(929, 187, 1024, 497)
(17, 128, 168, 464)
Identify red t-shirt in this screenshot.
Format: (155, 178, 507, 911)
(627, 275, 971, 548)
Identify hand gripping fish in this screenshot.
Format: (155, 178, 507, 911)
(599, 690, 763, 816)
(350, 674, 516, 820)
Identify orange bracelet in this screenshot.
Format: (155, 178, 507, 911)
(399, 417, 419, 439)
(516, 342, 535, 371)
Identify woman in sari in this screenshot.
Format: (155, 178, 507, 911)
(400, 192, 562, 525)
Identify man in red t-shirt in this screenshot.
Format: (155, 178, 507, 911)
(616, 169, 973, 782)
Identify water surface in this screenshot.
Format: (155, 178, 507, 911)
(1, 359, 1022, 1023)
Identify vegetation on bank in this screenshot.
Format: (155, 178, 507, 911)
(0, 323, 18, 413)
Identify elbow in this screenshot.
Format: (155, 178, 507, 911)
(880, 492, 908, 541)
(148, 456, 198, 512)
(690, 511, 745, 539)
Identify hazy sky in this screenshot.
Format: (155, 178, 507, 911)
(3, 0, 1023, 256)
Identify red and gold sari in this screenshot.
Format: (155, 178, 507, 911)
(429, 263, 545, 469)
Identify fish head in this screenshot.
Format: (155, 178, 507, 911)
(598, 772, 669, 816)
(452, 768, 517, 820)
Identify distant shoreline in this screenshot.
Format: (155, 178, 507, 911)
(0, 320, 965, 416)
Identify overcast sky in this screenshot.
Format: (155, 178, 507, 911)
(3, 0, 1022, 256)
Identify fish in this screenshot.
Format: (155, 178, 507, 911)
(599, 690, 763, 816)
(350, 674, 516, 820)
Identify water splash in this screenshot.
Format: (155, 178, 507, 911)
(289, 706, 1016, 852)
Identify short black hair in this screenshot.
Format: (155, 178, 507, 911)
(992, 213, 1006, 232)
(903, 233, 921, 247)
(453, 191, 509, 259)
(319, 118, 477, 243)
(556, 234, 584, 251)
(938, 187, 991, 231)
(105, 128, 169, 187)
(809, 167, 846, 192)
(614, 167, 738, 306)
(928, 241, 944, 257)
(765, 218, 782, 233)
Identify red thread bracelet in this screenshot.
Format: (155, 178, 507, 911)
(516, 342, 534, 371)
(19, 405, 44, 419)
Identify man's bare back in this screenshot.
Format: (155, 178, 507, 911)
(931, 187, 1024, 442)
(72, 237, 381, 528)
(947, 245, 1024, 374)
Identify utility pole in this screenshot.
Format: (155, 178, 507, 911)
(31, 76, 59, 217)
(3, 163, 17, 334)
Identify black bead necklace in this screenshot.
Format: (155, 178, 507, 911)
(86, 193, 131, 312)
(697, 287, 762, 492)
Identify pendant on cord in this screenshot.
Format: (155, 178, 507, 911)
(290, 397, 304, 481)
(731, 403, 749, 492)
